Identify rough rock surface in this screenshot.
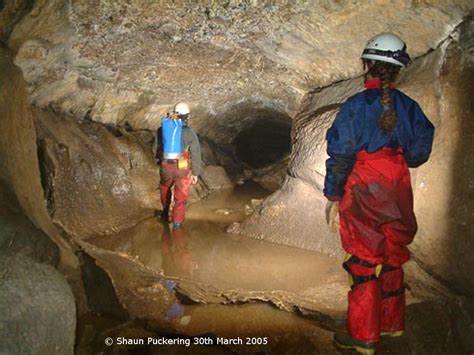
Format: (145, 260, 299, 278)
(7, 1, 471, 138)
(201, 165, 234, 190)
(0, 0, 32, 42)
(230, 175, 343, 257)
(0, 254, 76, 355)
(408, 18, 474, 296)
(236, 19, 474, 296)
(0, 47, 88, 312)
(35, 108, 162, 238)
(0, 48, 67, 248)
(0, 179, 59, 266)
(252, 157, 289, 191)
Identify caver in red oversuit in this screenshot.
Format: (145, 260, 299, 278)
(338, 148, 417, 343)
(153, 103, 202, 229)
(324, 80, 434, 346)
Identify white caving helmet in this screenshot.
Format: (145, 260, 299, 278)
(361, 32, 411, 67)
(174, 102, 190, 116)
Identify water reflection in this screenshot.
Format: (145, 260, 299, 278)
(89, 212, 345, 302)
(87, 183, 348, 323)
(161, 222, 195, 280)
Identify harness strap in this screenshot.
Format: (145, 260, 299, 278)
(350, 274, 378, 287)
(343, 254, 381, 288)
(343, 254, 404, 292)
(344, 254, 379, 269)
(381, 264, 400, 273)
(382, 287, 405, 299)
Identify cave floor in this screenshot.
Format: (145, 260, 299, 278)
(77, 183, 462, 354)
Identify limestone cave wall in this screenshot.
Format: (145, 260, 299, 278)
(0, 0, 473, 316)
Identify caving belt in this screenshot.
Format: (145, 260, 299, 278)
(343, 254, 405, 298)
(159, 146, 191, 170)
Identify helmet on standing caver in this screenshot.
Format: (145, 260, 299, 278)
(361, 32, 411, 67)
(174, 102, 190, 116)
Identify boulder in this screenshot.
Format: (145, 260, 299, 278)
(0, 180, 59, 266)
(252, 158, 289, 192)
(201, 165, 234, 190)
(35, 109, 161, 239)
(0, 254, 76, 355)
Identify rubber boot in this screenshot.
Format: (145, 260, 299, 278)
(334, 332, 376, 355)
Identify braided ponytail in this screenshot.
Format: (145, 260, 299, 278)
(369, 62, 401, 134)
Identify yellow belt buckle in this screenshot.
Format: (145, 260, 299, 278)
(375, 264, 383, 277)
(178, 158, 189, 170)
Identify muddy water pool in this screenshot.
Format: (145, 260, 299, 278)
(78, 183, 349, 354)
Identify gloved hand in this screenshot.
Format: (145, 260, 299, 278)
(325, 201, 340, 234)
(191, 175, 199, 185)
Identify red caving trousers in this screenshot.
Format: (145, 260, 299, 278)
(159, 162, 192, 224)
(339, 148, 417, 343)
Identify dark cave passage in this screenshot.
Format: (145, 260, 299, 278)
(199, 104, 293, 185)
(233, 117, 292, 169)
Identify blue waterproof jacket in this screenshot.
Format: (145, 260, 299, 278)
(324, 80, 435, 200)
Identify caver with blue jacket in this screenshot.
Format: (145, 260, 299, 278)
(325, 33, 434, 354)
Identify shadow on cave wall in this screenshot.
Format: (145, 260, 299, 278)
(440, 17, 474, 353)
(446, 15, 474, 297)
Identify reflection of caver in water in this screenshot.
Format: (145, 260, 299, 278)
(159, 224, 194, 324)
(324, 33, 435, 354)
(153, 102, 202, 229)
(161, 222, 195, 279)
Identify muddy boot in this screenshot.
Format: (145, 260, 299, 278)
(334, 332, 376, 355)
